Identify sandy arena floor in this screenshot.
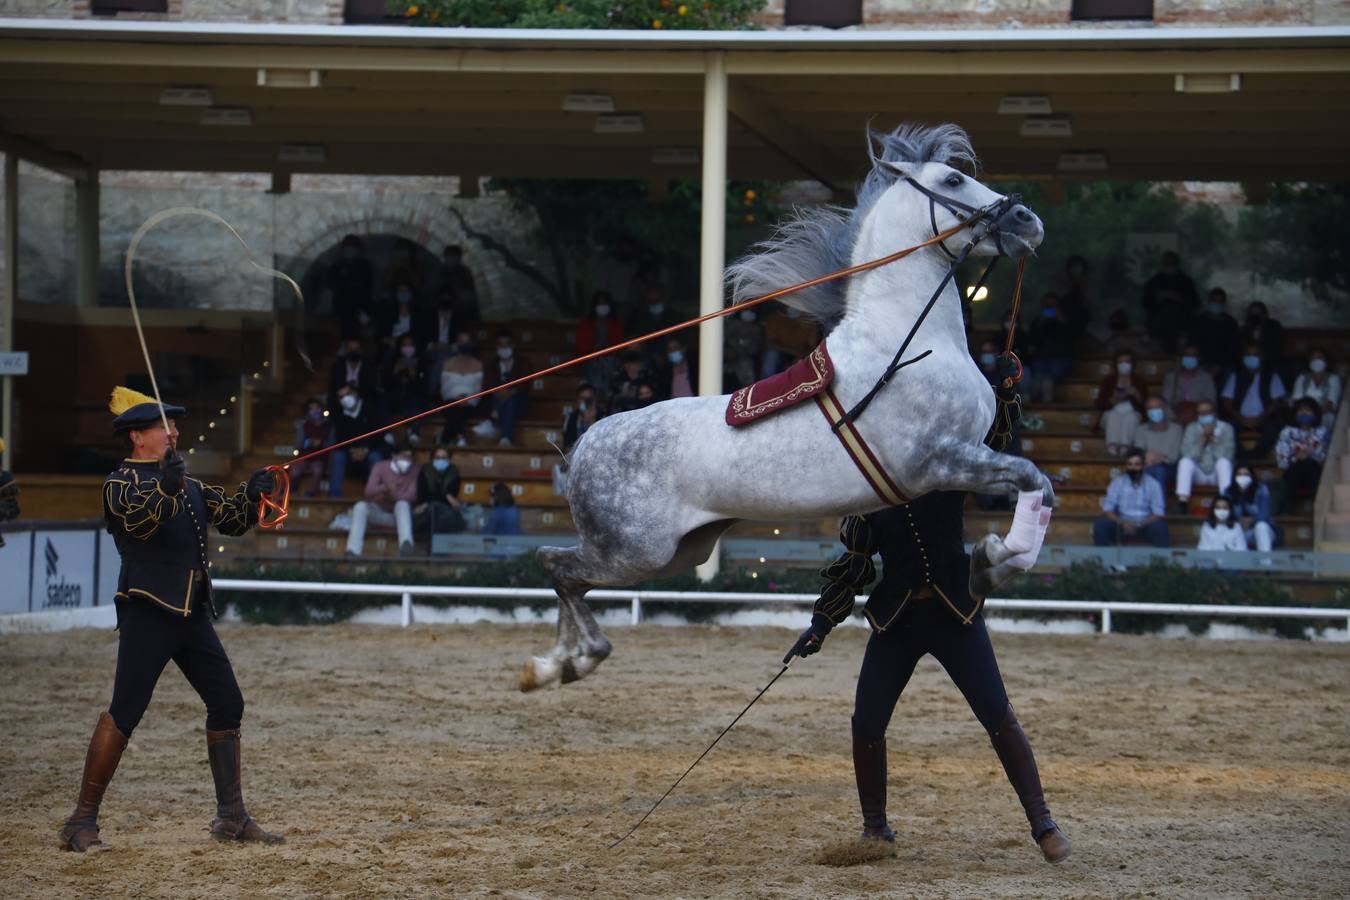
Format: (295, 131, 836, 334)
(1, 622, 1347, 899)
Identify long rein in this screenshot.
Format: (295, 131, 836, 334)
(250, 204, 1024, 528)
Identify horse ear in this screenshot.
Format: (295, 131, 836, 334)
(875, 158, 913, 179)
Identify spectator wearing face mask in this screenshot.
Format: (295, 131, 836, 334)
(577, 291, 625, 397)
(1223, 464, 1277, 552)
(1290, 350, 1341, 421)
(610, 350, 655, 414)
(563, 382, 604, 452)
(384, 334, 427, 442)
(1160, 343, 1217, 425)
(328, 234, 375, 340)
(488, 329, 530, 448)
(291, 399, 332, 497)
(1188, 288, 1242, 375)
(327, 384, 385, 498)
(1131, 396, 1182, 493)
(1095, 350, 1149, 457)
(1141, 250, 1199, 355)
(416, 446, 464, 535)
(658, 336, 696, 400)
(1175, 400, 1235, 511)
(1092, 448, 1169, 547)
(436, 244, 479, 329)
(347, 442, 420, 557)
(484, 482, 521, 536)
(627, 286, 679, 348)
(724, 305, 765, 391)
(1275, 397, 1331, 514)
(1027, 293, 1074, 405)
(1240, 301, 1285, 373)
(1197, 496, 1247, 552)
(328, 339, 377, 412)
(437, 331, 484, 448)
(1220, 342, 1287, 459)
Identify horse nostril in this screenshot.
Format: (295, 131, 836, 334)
(1015, 208, 1033, 223)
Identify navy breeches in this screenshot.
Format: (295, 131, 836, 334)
(108, 599, 244, 737)
(852, 602, 1009, 741)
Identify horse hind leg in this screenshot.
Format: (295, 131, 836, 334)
(520, 545, 613, 692)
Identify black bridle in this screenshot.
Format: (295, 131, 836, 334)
(835, 178, 1028, 428)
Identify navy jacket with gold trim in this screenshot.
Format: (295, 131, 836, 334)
(103, 459, 258, 617)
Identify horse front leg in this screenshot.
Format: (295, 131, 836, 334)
(925, 441, 1054, 508)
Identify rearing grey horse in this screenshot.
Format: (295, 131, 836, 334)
(524, 123, 1053, 691)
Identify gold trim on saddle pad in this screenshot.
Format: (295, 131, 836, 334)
(725, 343, 834, 426)
(815, 389, 909, 507)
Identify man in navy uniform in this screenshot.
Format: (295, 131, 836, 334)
(58, 387, 282, 852)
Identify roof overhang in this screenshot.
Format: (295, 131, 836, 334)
(2, 18, 1347, 183)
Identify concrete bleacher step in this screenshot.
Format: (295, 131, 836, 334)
(1069, 358, 1170, 380)
(1032, 407, 1102, 433)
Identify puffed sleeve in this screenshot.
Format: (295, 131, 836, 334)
(104, 468, 182, 540)
(198, 480, 259, 536)
(813, 514, 880, 626)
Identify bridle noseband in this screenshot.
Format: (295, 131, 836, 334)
(903, 175, 1024, 260)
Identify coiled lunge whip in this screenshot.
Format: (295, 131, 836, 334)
(124, 207, 308, 527)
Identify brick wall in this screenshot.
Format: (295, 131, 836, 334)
(758, 0, 1349, 28)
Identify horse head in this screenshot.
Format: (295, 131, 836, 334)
(872, 156, 1044, 261)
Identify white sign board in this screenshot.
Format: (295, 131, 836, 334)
(0, 352, 29, 376)
(0, 529, 33, 612)
(29, 530, 98, 610)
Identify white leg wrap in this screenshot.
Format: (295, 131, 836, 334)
(1003, 491, 1044, 554)
(1007, 506, 1053, 571)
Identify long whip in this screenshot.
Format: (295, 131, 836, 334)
(608, 659, 794, 849)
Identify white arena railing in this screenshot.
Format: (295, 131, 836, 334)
(209, 579, 1350, 635)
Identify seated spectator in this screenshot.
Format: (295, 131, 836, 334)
(437, 244, 479, 329)
(328, 234, 375, 340)
(1274, 397, 1332, 514)
(488, 329, 530, 448)
(627, 285, 679, 349)
(1176, 400, 1235, 510)
(1240, 301, 1285, 374)
(484, 482, 521, 535)
(1220, 342, 1287, 459)
(724, 305, 764, 391)
(422, 290, 458, 385)
(577, 291, 625, 396)
(1160, 343, 1217, 425)
(1092, 448, 1169, 547)
(384, 334, 427, 442)
(1290, 349, 1341, 421)
(1141, 250, 1199, 354)
(328, 337, 376, 411)
(1056, 254, 1094, 347)
(1095, 350, 1148, 457)
(416, 445, 464, 535)
(1131, 396, 1183, 493)
(563, 382, 604, 452)
(659, 336, 696, 400)
(1101, 308, 1138, 357)
(1027, 292, 1075, 404)
(610, 350, 655, 414)
(327, 384, 385, 498)
(1188, 287, 1242, 376)
(1197, 496, 1248, 552)
(346, 442, 420, 557)
(1224, 463, 1277, 552)
(437, 332, 484, 447)
(380, 287, 417, 362)
(291, 398, 331, 497)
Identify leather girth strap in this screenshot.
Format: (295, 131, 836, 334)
(815, 388, 908, 507)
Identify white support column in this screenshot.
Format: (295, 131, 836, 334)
(695, 50, 728, 584)
(2, 153, 16, 472)
(1101, 607, 1112, 634)
(76, 170, 99, 308)
(401, 591, 414, 628)
(630, 596, 642, 626)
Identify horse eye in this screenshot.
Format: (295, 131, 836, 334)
(945, 173, 963, 187)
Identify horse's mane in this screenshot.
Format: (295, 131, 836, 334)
(725, 122, 977, 326)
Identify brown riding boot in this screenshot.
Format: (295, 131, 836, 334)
(989, 705, 1072, 864)
(58, 712, 128, 852)
(205, 728, 284, 844)
(853, 734, 896, 846)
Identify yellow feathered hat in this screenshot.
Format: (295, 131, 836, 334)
(109, 386, 185, 435)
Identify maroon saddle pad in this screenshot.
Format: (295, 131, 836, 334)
(725, 342, 834, 427)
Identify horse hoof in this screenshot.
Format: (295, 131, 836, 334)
(518, 662, 540, 693)
(519, 655, 562, 692)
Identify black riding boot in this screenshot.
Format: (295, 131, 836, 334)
(206, 728, 283, 844)
(988, 705, 1071, 863)
(852, 734, 895, 843)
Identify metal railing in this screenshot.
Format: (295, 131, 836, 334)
(211, 579, 1350, 634)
